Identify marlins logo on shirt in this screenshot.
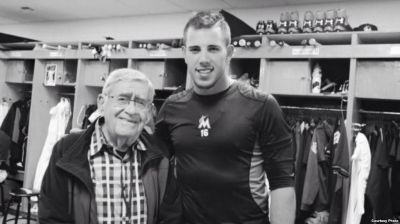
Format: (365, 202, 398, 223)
(198, 115, 211, 137)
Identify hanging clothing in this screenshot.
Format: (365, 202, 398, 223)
(295, 122, 312, 219)
(80, 104, 97, 129)
(0, 101, 10, 126)
(0, 99, 30, 174)
(0, 130, 11, 162)
(33, 98, 72, 192)
(301, 121, 333, 212)
(366, 126, 392, 219)
(389, 125, 400, 216)
(346, 132, 371, 224)
(328, 119, 350, 224)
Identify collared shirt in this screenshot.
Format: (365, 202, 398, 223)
(88, 118, 147, 224)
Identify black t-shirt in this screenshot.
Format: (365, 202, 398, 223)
(156, 82, 294, 224)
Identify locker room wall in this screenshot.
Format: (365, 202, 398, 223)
(0, 0, 398, 42)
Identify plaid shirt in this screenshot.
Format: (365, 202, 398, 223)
(88, 119, 147, 224)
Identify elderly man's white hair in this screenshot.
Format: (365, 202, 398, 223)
(102, 68, 155, 100)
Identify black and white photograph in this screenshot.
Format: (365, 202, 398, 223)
(0, 0, 400, 223)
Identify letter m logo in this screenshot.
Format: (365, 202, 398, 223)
(198, 115, 211, 129)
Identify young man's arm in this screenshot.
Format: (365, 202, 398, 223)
(270, 187, 296, 224)
(154, 100, 174, 158)
(260, 95, 296, 224)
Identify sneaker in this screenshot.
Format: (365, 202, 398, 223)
(303, 11, 314, 33)
(334, 8, 351, 32)
(256, 20, 266, 35)
(313, 11, 325, 33)
(277, 12, 290, 34)
(265, 20, 277, 34)
(324, 9, 337, 32)
(288, 11, 302, 34)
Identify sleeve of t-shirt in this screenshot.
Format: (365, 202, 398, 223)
(259, 94, 295, 190)
(155, 100, 175, 158)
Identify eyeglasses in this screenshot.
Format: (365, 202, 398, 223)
(106, 95, 152, 110)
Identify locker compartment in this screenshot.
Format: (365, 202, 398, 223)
(83, 59, 127, 87)
(356, 60, 400, 100)
(44, 60, 77, 86)
(133, 59, 186, 90)
(266, 59, 350, 95)
(5, 60, 35, 83)
(230, 59, 260, 88)
(266, 60, 311, 94)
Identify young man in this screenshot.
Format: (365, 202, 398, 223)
(156, 11, 296, 224)
(39, 68, 180, 224)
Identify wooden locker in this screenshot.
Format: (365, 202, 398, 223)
(135, 60, 166, 89)
(356, 60, 400, 100)
(267, 60, 311, 94)
(6, 60, 34, 83)
(84, 60, 110, 87)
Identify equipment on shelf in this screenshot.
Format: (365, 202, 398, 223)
(303, 11, 314, 33)
(278, 12, 290, 34)
(230, 73, 259, 88)
(301, 38, 321, 46)
(313, 10, 326, 33)
(288, 11, 302, 34)
(265, 20, 277, 34)
(334, 8, 352, 32)
(256, 9, 354, 34)
(269, 40, 289, 47)
(137, 39, 183, 50)
(311, 63, 322, 93)
(256, 20, 266, 35)
(324, 9, 337, 32)
(320, 78, 337, 93)
(232, 37, 262, 48)
(88, 43, 125, 62)
(353, 23, 378, 31)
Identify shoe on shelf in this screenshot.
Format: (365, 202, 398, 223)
(334, 8, 352, 32)
(288, 11, 302, 34)
(313, 10, 325, 33)
(303, 11, 314, 33)
(265, 20, 277, 34)
(256, 20, 266, 35)
(324, 9, 337, 32)
(277, 12, 290, 34)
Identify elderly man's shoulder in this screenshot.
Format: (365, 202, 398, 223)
(53, 129, 88, 153)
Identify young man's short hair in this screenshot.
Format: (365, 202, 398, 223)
(183, 11, 231, 46)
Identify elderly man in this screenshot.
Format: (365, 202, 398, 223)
(39, 68, 180, 224)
